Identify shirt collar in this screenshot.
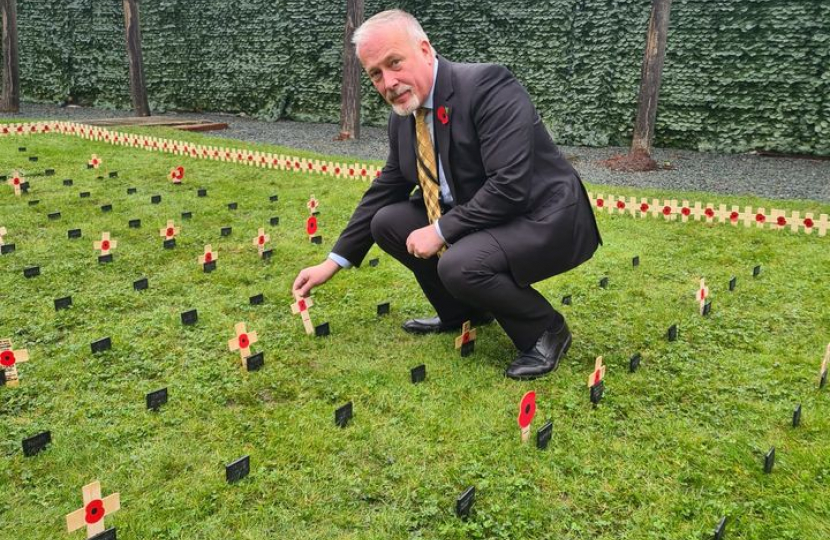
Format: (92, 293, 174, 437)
(419, 56, 439, 112)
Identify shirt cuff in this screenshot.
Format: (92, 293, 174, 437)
(328, 252, 353, 269)
(434, 221, 447, 243)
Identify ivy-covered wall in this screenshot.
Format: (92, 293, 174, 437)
(5, 0, 829, 154)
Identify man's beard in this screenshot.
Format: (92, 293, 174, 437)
(387, 86, 421, 116)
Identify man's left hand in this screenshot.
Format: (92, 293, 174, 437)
(406, 225, 445, 259)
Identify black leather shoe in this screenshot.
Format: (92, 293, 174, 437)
(402, 314, 494, 335)
(505, 323, 571, 380)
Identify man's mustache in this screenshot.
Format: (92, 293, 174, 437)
(386, 85, 413, 101)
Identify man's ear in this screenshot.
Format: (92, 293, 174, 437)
(420, 40, 433, 61)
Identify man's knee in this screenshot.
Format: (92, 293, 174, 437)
(437, 248, 472, 297)
(370, 205, 398, 247)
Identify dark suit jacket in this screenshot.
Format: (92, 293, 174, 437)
(332, 57, 601, 286)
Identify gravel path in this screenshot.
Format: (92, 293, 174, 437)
(3, 103, 828, 203)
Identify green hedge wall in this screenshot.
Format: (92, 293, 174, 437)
(5, 0, 829, 154)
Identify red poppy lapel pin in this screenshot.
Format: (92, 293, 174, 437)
(437, 105, 450, 125)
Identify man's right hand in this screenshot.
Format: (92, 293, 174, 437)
(292, 258, 341, 298)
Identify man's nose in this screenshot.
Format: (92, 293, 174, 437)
(382, 70, 398, 89)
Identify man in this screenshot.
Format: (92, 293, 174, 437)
(292, 9, 601, 380)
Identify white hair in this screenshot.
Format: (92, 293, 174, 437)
(352, 9, 435, 59)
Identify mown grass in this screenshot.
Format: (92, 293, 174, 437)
(1, 127, 829, 540)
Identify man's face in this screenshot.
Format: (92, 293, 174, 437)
(358, 25, 435, 116)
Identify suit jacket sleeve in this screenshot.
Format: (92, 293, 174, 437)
(438, 65, 539, 244)
(330, 114, 414, 266)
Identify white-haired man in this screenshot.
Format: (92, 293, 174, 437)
(292, 10, 601, 379)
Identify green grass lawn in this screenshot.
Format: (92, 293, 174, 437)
(2, 127, 829, 540)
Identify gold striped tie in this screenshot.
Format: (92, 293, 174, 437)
(415, 108, 446, 256)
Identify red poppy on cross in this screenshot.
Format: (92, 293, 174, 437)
(228, 322, 259, 363)
(306, 216, 319, 240)
(252, 228, 270, 255)
(697, 278, 709, 315)
(65, 481, 120, 538)
(159, 220, 180, 240)
(7, 170, 24, 196)
(517, 390, 537, 443)
(199, 244, 217, 265)
(307, 195, 319, 214)
(169, 166, 185, 184)
(0, 338, 30, 387)
(587, 356, 606, 388)
(88, 154, 102, 169)
(291, 293, 315, 335)
(455, 321, 477, 349)
(93, 232, 117, 256)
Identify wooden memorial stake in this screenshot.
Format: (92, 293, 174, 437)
(7, 170, 23, 196)
(812, 213, 829, 237)
(199, 244, 217, 266)
(455, 321, 477, 357)
(291, 293, 315, 335)
(307, 215, 321, 243)
(0, 338, 29, 387)
(697, 278, 709, 315)
(169, 165, 185, 184)
(93, 232, 117, 256)
(588, 356, 606, 405)
(159, 220, 180, 240)
(252, 227, 270, 256)
(0, 226, 6, 245)
(307, 194, 320, 215)
(517, 391, 537, 443)
(227, 322, 258, 365)
(820, 343, 830, 389)
(65, 481, 120, 539)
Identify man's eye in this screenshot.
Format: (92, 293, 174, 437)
(370, 71, 381, 81)
(391, 59, 401, 68)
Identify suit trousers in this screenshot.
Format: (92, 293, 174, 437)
(370, 200, 564, 351)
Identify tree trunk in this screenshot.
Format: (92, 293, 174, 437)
(337, 0, 363, 140)
(123, 0, 150, 116)
(0, 0, 20, 112)
(631, 0, 672, 155)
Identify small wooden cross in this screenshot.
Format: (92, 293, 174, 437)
(820, 343, 830, 385)
(88, 154, 102, 169)
(307, 195, 319, 215)
(159, 220, 180, 240)
(587, 356, 606, 388)
(169, 165, 185, 184)
(697, 278, 710, 315)
(0, 338, 29, 387)
(517, 391, 536, 443)
(812, 213, 829, 237)
(455, 321, 476, 349)
(307, 216, 320, 242)
(228, 322, 258, 363)
(65, 481, 120, 539)
(199, 244, 217, 265)
(291, 293, 315, 335)
(0, 226, 7, 245)
(7, 170, 24, 196)
(93, 232, 117, 256)
(252, 228, 270, 255)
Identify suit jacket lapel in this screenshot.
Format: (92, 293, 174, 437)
(433, 56, 456, 201)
